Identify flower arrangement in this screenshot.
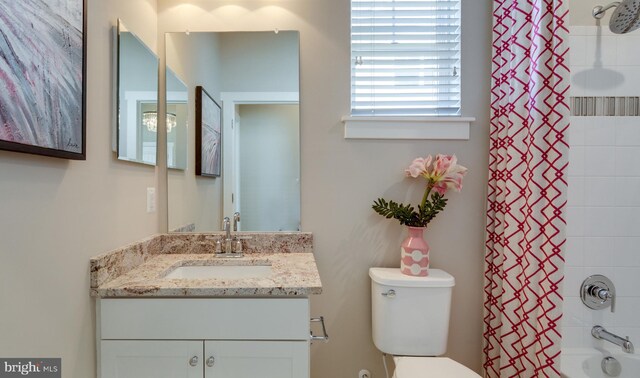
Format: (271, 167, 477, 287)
(372, 154, 468, 227)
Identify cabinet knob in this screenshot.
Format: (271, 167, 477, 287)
(189, 356, 198, 367)
(206, 356, 215, 367)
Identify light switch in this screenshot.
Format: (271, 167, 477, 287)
(147, 187, 156, 213)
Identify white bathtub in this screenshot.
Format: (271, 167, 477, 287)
(561, 348, 640, 378)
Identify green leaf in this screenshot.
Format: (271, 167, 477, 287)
(373, 192, 448, 227)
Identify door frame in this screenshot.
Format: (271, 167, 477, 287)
(220, 92, 299, 222)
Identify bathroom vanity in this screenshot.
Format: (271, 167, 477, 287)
(91, 233, 323, 378)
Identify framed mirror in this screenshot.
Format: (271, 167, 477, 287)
(116, 19, 159, 166)
(166, 31, 300, 233)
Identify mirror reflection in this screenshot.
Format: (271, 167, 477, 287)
(117, 20, 159, 166)
(166, 31, 300, 233)
(166, 68, 188, 170)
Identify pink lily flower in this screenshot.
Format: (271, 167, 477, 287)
(405, 155, 433, 178)
(373, 153, 467, 228)
(431, 155, 467, 194)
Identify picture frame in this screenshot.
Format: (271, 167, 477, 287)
(0, 0, 87, 160)
(195, 86, 222, 177)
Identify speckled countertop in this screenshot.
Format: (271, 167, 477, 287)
(90, 233, 322, 298)
(95, 253, 322, 297)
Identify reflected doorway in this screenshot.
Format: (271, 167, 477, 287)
(236, 104, 300, 231)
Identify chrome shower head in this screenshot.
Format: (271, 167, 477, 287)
(593, 1, 640, 34)
(610, 0, 640, 33)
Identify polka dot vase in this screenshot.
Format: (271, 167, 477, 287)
(400, 226, 430, 277)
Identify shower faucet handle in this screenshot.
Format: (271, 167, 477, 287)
(588, 285, 611, 301)
(581, 275, 616, 313)
(588, 285, 615, 312)
(610, 291, 616, 313)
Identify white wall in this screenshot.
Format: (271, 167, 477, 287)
(166, 32, 223, 232)
(0, 0, 160, 376)
(158, 1, 492, 376)
(563, 25, 640, 352)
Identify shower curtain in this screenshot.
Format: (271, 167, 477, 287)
(483, 0, 570, 377)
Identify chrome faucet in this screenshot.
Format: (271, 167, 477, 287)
(216, 214, 244, 257)
(223, 217, 231, 239)
(222, 217, 233, 254)
(592, 325, 635, 354)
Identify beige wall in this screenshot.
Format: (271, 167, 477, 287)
(159, 1, 492, 377)
(219, 31, 300, 92)
(0, 0, 160, 376)
(570, 0, 613, 25)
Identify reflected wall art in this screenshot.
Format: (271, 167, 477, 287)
(0, 0, 86, 159)
(195, 86, 221, 177)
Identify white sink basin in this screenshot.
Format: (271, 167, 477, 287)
(164, 265, 272, 280)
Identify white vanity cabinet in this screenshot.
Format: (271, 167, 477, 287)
(101, 340, 308, 378)
(101, 340, 203, 378)
(97, 298, 313, 378)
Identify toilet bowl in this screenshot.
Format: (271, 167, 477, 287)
(392, 357, 479, 377)
(370, 268, 481, 378)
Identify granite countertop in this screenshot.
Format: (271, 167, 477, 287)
(93, 252, 322, 298)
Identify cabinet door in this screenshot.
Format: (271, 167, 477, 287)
(100, 340, 203, 378)
(205, 340, 309, 378)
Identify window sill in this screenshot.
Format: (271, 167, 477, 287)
(342, 116, 475, 140)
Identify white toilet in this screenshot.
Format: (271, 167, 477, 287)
(370, 268, 480, 377)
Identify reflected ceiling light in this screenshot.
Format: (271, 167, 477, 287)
(143, 111, 177, 133)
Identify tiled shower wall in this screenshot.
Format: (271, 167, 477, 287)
(563, 26, 640, 350)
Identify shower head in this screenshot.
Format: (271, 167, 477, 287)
(593, 1, 640, 34)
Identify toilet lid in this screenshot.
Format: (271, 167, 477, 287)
(393, 357, 481, 378)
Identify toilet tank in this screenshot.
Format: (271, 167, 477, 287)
(370, 268, 455, 356)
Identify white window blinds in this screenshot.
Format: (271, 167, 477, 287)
(351, 0, 461, 116)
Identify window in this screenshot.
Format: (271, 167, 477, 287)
(350, 0, 462, 117)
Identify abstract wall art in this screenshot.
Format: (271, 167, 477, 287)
(195, 86, 221, 177)
(0, 0, 86, 159)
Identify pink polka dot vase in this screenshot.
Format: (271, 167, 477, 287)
(400, 226, 430, 276)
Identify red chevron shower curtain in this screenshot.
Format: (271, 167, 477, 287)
(483, 0, 570, 377)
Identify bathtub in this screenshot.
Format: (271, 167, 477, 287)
(561, 348, 640, 378)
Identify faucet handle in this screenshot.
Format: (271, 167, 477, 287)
(601, 287, 615, 313)
(610, 292, 616, 313)
(233, 212, 241, 231)
(591, 285, 616, 313)
(581, 275, 616, 312)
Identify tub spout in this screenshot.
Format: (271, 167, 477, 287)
(592, 325, 635, 354)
